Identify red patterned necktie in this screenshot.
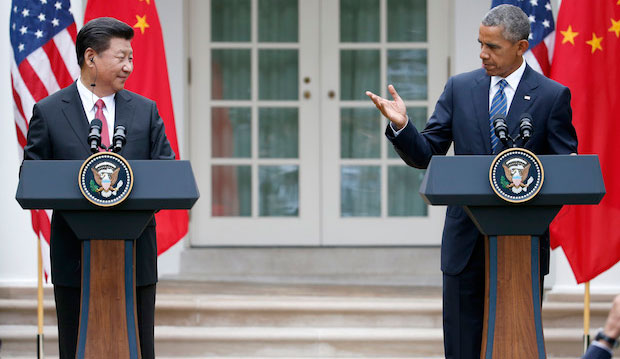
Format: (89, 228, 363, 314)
(94, 99, 110, 151)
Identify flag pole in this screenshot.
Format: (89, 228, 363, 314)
(583, 281, 591, 353)
(37, 238, 44, 359)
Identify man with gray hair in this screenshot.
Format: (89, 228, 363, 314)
(367, 4, 577, 358)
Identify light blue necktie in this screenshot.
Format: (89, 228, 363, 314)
(489, 79, 508, 153)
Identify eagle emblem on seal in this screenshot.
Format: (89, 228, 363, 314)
(501, 158, 534, 194)
(79, 152, 133, 207)
(489, 148, 544, 203)
(90, 162, 124, 198)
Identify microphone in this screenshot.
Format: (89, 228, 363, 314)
(492, 113, 509, 146)
(519, 113, 534, 145)
(88, 118, 103, 153)
(112, 125, 127, 153)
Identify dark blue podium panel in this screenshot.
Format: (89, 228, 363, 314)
(420, 154, 605, 235)
(420, 154, 605, 206)
(17, 160, 199, 211)
(60, 211, 154, 240)
(464, 206, 562, 236)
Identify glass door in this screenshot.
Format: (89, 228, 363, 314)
(189, 0, 320, 245)
(320, 0, 449, 245)
(188, 0, 449, 246)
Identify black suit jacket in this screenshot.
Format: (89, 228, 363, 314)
(582, 345, 612, 359)
(23, 81, 175, 287)
(386, 64, 578, 275)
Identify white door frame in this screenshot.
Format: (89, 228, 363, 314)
(319, 0, 450, 245)
(188, 0, 321, 246)
(188, 0, 450, 246)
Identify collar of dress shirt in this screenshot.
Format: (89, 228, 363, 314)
(490, 58, 527, 92)
(76, 77, 116, 120)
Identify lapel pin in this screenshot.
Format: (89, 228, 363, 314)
(524, 95, 531, 101)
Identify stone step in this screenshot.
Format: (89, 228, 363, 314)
(178, 247, 443, 287)
(0, 299, 57, 326)
(155, 295, 443, 328)
(0, 358, 587, 359)
(1, 282, 615, 358)
(543, 301, 610, 328)
(0, 296, 610, 329)
(2, 355, 446, 359)
(1, 325, 617, 358)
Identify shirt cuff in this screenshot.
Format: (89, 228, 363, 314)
(390, 119, 408, 136)
(591, 340, 614, 355)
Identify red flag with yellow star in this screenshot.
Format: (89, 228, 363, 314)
(549, 0, 620, 283)
(84, 0, 188, 255)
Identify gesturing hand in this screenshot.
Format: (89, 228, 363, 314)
(604, 295, 620, 340)
(366, 84, 408, 130)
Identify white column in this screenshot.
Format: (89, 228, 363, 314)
(0, 0, 42, 286)
(154, 0, 188, 277)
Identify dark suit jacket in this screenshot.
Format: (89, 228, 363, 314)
(23, 81, 175, 287)
(386, 64, 578, 275)
(582, 345, 612, 359)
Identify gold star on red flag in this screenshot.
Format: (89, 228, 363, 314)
(133, 14, 150, 34)
(585, 33, 603, 53)
(561, 25, 579, 45)
(139, 0, 151, 4)
(609, 19, 620, 37)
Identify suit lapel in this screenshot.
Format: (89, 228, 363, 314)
(507, 65, 538, 137)
(61, 82, 91, 155)
(472, 73, 492, 154)
(114, 90, 135, 156)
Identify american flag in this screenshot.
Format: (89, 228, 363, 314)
(10, 0, 79, 280)
(492, 0, 556, 76)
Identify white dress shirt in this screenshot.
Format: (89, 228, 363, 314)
(489, 58, 526, 114)
(76, 77, 116, 145)
(392, 58, 528, 136)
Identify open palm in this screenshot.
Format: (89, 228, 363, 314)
(365, 85, 408, 130)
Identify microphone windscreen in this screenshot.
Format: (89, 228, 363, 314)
(491, 112, 505, 122)
(91, 118, 102, 128)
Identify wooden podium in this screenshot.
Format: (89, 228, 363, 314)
(420, 154, 605, 359)
(17, 159, 199, 359)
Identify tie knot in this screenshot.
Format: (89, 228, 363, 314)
(95, 99, 105, 110)
(498, 79, 508, 91)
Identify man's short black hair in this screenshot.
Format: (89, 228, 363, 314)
(76, 17, 134, 68)
(482, 5, 530, 43)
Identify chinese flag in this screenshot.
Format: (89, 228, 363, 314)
(549, 1, 620, 283)
(84, 0, 188, 255)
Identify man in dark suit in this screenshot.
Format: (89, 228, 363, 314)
(367, 5, 577, 358)
(23, 17, 174, 359)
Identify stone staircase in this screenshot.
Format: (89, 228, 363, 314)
(0, 280, 617, 358)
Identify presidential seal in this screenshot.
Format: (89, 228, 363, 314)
(489, 148, 544, 203)
(78, 152, 133, 207)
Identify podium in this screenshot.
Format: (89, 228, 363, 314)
(420, 154, 605, 359)
(16, 159, 199, 359)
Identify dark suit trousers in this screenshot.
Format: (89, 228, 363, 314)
(54, 284, 156, 359)
(442, 236, 547, 359)
(442, 236, 486, 359)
